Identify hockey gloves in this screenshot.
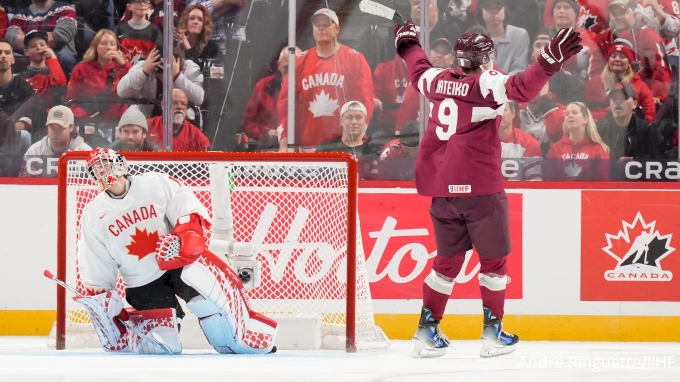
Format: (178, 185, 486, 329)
(394, 21, 419, 50)
(537, 28, 583, 72)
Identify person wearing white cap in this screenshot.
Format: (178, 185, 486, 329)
(315, 101, 379, 179)
(21, 105, 92, 177)
(110, 106, 162, 152)
(277, 8, 374, 151)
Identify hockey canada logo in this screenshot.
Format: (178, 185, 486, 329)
(602, 212, 674, 281)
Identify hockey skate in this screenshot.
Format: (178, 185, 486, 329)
(411, 307, 450, 358)
(480, 306, 518, 358)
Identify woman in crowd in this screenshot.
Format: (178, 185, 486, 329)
(546, 102, 610, 180)
(175, 4, 218, 73)
(591, 42, 656, 122)
(65, 29, 131, 120)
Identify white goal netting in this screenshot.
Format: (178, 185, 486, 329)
(55, 153, 388, 351)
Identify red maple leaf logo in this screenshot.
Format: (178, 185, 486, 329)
(126, 227, 160, 261)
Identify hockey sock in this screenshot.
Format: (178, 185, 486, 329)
(479, 256, 508, 318)
(423, 254, 466, 321)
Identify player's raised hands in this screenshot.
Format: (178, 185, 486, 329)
(394, 21, 419, 49)
(537, 28, 582, 72)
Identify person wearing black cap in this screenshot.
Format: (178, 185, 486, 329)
(19, 30, 66, 108)
(478, 0, 529, 74)
(543, 0, 607, 34)
(596, 83, 658, 179)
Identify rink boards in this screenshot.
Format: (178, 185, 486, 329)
(1, 180, 679, 341)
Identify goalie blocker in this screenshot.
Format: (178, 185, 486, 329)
(76, 213, 277, 354)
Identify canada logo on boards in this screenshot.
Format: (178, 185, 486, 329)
(602, 212, 674, 282)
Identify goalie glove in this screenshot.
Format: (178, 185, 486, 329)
(394, 21, 419, 50)
(537, 28, 583, 72)
(156, 213, 209, 270)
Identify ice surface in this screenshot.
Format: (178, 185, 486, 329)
(0, 337, 679, 381)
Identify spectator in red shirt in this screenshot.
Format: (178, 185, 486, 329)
(147, 88, 211, 151)
(595, 41, 656, 122)
(0, 7, 8, 39)
(499, 101, 543, 181)
(241, 46, 300, 150)
(603, 0, 672, 102)
(19, 30, 66, 109)
(372, 53, 409, 138)
(66, 29, 131, 120)
(546, 102, 610, 180)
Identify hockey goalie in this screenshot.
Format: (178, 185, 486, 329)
(75, 148, 277, 354)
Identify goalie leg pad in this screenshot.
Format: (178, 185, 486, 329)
(181, 254, 277, 354)
(127, 308, 182, 354)
(74, 290, 130, 352)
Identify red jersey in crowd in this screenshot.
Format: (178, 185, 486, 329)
(147, 117, 210, 152)
(66, 60, 132, 118)
(395, 86, 419, 134)
(0, 8, 8, 38)
(278, 45, 374, 148)
(597, 27, 672, 101)
(119, 0, 185, 29)
(590, 73, 656, 122)
(20, 58, 67, 107)
(500, 127, 543, 180)
(546, 135, 609, 180)
(373, 54, 410, 129)
(115, 22, 162, 64)
(543, 0, 609, 34)
(636, 0, 680, 56)
(242, 74, 279, 140)
(401, 44, 554, 197)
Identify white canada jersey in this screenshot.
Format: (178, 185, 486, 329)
(77, 173, 209, 292)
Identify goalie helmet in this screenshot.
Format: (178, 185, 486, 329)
(87, 148, 128, 191)
(454, 33, 495, 69)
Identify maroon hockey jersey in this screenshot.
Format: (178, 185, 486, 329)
(401, 44, 554, 197)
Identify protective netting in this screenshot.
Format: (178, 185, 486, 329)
(59, 158, 388, 350)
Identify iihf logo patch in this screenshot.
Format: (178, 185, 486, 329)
(603, 212, 674, 281)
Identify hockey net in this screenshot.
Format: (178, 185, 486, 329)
(54, 152, 388, 352)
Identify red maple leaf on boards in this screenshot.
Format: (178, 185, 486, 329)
(126, 227, 159, 260)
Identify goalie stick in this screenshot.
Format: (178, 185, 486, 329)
(44, 270, 173, 355)
(359, 0, 406, 25)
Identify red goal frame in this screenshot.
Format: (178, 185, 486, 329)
(56, 151, 359, 351)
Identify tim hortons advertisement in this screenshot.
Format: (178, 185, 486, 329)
(581, 191, 680, 301)
(359, 193, 523, 299)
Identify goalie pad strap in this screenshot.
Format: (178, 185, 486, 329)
(73, 290, 129, 352)
(181, 251, 277, 354)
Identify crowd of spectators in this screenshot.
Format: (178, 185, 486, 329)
(0, 0, 679, 181)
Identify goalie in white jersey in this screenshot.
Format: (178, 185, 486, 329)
(76, 148, 278, 354)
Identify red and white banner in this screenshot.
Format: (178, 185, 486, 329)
(581, 191, 680, 301)
(359, 192, 523, 299)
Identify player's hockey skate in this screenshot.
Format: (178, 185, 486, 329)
(411, 307, 449, 358)
(480, 306, 518, 358)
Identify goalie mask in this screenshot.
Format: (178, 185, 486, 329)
(87, 148, 128, 191)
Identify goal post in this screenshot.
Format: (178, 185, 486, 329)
(55, 151, 388, 352)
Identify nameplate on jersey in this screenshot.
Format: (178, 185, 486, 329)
(435, 80, 470, 97)
(448, 185, 471, 193)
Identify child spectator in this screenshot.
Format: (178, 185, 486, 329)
(119, 0, 186, 30)
(66, 29, 132, 120)
(478, 0, 529, 74)
(19, 30, 67, 109)
(115, 0, 162, 64)
(4, 0, 78, 76)
(175, 4, 218, 73)
(546, 102, 610, 181)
